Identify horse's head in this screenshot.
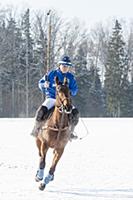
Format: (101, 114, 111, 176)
(55, 76, 72, 114)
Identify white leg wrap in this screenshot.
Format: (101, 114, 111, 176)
(37, 169, 44, 179)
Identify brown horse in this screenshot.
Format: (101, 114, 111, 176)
(35, 76, 72, 190)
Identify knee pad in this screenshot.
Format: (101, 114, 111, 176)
(72, 108, 79, 116)
(71, 108, 79, 125)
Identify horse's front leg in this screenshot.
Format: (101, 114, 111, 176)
(39, 148, 64, 190)
(35, 138, 48, 182)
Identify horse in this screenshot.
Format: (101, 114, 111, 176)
(35, 76, 73, 190)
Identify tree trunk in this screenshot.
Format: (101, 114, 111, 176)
(11, 80, 15, 117)
(26, 36, 29, 117)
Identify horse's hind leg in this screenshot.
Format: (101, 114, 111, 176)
(35, 138, 48, 182)
(39, 148, 64, 190)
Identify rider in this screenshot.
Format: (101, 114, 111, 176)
(31, 55, 79, 139)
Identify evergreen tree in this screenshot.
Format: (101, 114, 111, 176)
(0, 17, 23, 117)
(0, 20, 9, 117)
(74, 39, 104, 117)
(127, 29, 133, 82)
(104, 20, 129, 117)
(126, 29, 133, 116)
(21, 8, 34, 116)
(87, 64, 105, 117)
(74, 39, 90, 117)
(126, 82, 133, 116)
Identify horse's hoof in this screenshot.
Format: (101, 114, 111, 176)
(39, 183, 46, 191)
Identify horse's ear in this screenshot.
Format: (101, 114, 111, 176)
(55, 76, 60, 86)
(63, 77, 68, 86)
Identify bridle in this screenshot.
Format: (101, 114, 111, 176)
(41, 81, 72, 135)
(56, 90, 72, 114)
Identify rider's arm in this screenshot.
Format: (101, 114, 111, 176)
(38, 70, 54, 92)
(69, 74, 78, 96)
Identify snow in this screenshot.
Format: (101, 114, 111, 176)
(0, 118, 133, 200)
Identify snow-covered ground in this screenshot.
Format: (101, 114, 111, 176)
(0, 118, 133, 200)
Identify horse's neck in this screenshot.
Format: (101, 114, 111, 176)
(53, 107, 65, 122)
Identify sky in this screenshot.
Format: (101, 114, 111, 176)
(1, 0, 133, 28)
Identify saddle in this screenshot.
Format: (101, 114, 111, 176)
(41, 106, 79, 131)
(31, 106, 79, 138)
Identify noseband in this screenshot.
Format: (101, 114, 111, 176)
(56, 92, 72, 114)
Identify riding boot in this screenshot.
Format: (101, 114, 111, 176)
(70, 108, 79, 140)
(31, 106, 48, 137)
(36, 105, 48, 121)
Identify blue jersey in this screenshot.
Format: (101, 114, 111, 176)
(38, 68, 78, 99)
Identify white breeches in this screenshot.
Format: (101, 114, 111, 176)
(42, 98, 56, 110)
(42, 97, 75, 110)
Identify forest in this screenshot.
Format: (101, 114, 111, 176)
(0, 8, 133, 117)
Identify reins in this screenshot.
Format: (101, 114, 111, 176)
(53, 94, 71, 146)
(55, 93, 90, 141)
(41, 95, 71, 133)
(55, 93, 72, 114)
(41, 78, 72, 144)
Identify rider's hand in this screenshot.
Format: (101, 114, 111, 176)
(44, 81, 50, 88)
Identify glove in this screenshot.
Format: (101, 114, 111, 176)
(44, 81, 50, 88)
